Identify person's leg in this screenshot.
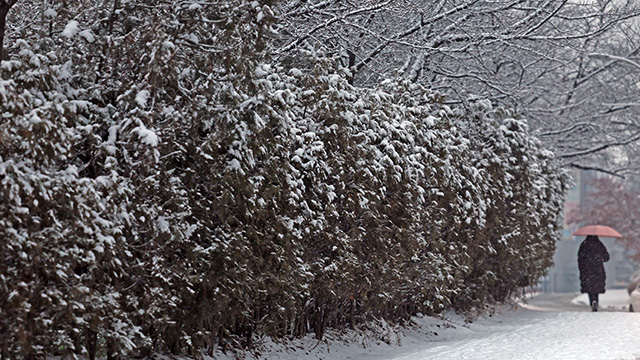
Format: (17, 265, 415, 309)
(588, 293, 598, 312)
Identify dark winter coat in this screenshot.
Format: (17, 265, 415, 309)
(578, 235, 610, 294)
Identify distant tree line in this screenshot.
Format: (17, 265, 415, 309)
(0, 1, 567, 359)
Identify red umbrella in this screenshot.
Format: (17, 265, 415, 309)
(572, 225, 622, 238)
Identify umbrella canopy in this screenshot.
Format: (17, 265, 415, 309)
(572, 225, 622, 238)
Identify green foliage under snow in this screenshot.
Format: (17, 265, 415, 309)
(0, 0, 568, 358)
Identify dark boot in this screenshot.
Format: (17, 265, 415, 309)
(588, 293, 599, 312)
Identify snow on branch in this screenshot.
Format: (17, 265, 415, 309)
(278, 1, 393, 53)
(559, 131, 640, 159)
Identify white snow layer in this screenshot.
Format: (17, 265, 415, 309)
(62, 20, 80, 39)
(79, 29, 95, 43)
(136, 90, 150, 107)
(43, 8, 57, 18)
(214, 290, 640, 360)
(132, 124, 159, 147)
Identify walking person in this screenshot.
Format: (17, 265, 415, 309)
(578, 235, 610, 312)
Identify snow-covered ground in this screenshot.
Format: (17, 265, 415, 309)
(571, 288, 631, 311)
(216, 289, 640, 360)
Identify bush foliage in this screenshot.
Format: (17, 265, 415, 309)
(0, 0, 567, 358)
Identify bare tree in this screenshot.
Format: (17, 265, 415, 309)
(276, 0, 640, 176)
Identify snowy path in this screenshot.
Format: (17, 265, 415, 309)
(246, 290, 640, 360)
(394, 304, 640, 360)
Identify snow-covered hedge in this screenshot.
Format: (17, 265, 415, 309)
(0, 0, 568, 358)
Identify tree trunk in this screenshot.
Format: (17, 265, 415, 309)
(313, 305, 327, 340)
(207, 323, 218, 356)
(106, 338, 115, 360)
(0, 3, 8, 63)
(313, 307, 322, 340)
(87, 329, 98, 360)
(349, 296, 355, 329)
(107, 0, 119, 34)
(245, 325, 253, 349)
(0, 0, 17, 64)
(347, 50, 356, 84)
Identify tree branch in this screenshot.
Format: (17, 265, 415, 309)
(277, 1, 393, 54)
(354, 0, 481, 71)
(566, 163, 625, 178)
(538, 122, 597, 137)
(559, 131, 640, 159)
(588, 52, 640, 71)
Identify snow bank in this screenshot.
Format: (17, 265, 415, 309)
(211, 296, 640, 360)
